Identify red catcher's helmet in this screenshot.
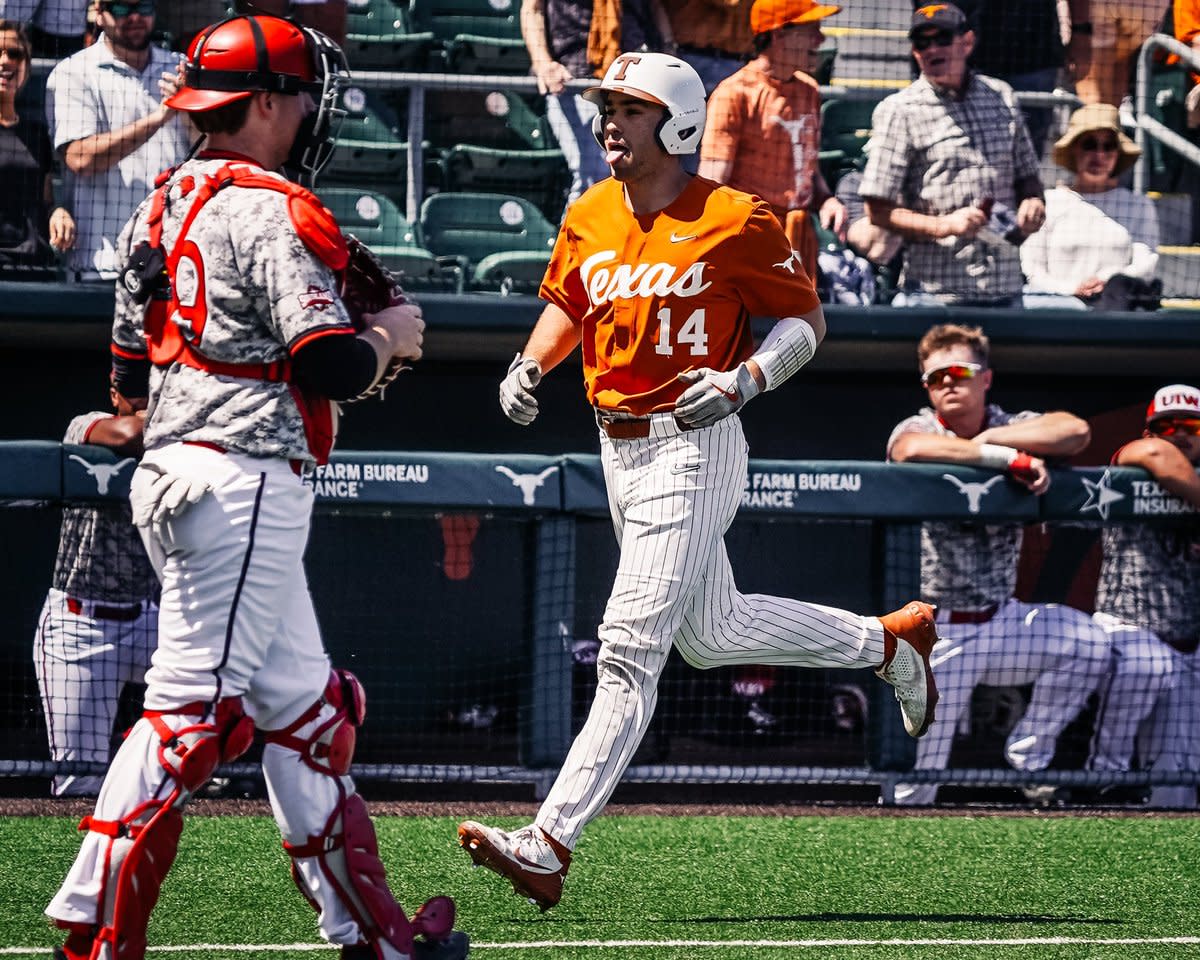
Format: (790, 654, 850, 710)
(168, 15, 321, 113)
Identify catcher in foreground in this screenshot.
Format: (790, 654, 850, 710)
(46, 15, 467, 960)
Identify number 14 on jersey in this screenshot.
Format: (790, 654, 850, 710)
(656, 307, 708, 356)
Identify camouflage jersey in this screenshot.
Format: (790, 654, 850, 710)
(1095, 461, 1200, 652)
(111, 155, 356, 463)
(52, 413, 157, 603)
(887, 403, 1038, 611)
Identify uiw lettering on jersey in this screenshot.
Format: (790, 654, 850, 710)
(580, 250, 712, 306)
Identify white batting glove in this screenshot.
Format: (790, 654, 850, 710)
(132, 468, 210, 527)
(499, 354, 542, 426)
(673, 364, 761, 428)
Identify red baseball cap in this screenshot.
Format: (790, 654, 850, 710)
(750, 0, 841, 35)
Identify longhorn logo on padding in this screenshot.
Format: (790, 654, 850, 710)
(495, 465, 558, 506)
(69, 455, 136, 495)
(942, 473, 1004, 514)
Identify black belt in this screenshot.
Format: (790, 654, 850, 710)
(66, 596, 143, 622)
(938, 604, 1000, 625)
(677, 43, 748, 62)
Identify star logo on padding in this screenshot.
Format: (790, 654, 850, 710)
(1080, 470, 1125, 520)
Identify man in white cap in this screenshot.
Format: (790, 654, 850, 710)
(1089, 384, 1200, 808)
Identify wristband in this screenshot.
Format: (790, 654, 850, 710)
(1008, 452, 1036, 479)
(976, 442, 1018, 471)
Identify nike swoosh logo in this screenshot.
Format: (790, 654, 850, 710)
(670, 462, 701, 474)
(513, 846, 562, 873)
(669, 232, 697, 243)
(717, 385, 739, 401)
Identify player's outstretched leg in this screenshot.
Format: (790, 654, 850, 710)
(263, 669, 469, 959)
(457, 821, 572, 911)
(876, 601, 940, 738)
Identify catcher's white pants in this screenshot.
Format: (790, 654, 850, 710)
(33, 589, 156, 796)
(536, 414, 887, 847)
(1087, 612, 1177, 774)
(895, 598, 1110, 805)
(47, 444, 377, 945)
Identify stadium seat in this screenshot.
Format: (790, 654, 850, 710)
(819, 96, 880, 188)
(319, 187, 462, 292)
(417, 192, 556, 292)
(324, 86, 410, 180)
(344, 0, 433, 70)
(425, 89, 568, 211)
(410, 0, 530, 74)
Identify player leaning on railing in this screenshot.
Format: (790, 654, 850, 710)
(44, 14, 466, 960)
(1087, 384, 1200, 808)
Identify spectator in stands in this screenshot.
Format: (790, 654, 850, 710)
(520, 0, 668, 209)
(838, 142, 902, 268)
(1021, 103, 1161, 310)
(860, 3, 1046, 307)
(888, 322, 1108, 806)
(911, 0, 1093, 159)
(1178, 0, 1200, 126)
(1088, 384, 1200, 808)
(0, 19, 73, 273)
(33, 373, 156, 797)
(699, 0, 846, 278)
(1075, 0, 1164, 109)
(0, 0, 88, 57)
(45, 0, 191, 281)
(662, 0, 753, 94)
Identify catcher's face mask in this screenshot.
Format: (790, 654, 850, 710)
(285, 25, 350, 186)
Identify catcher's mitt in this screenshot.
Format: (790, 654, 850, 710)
(340, 234, 413, 402)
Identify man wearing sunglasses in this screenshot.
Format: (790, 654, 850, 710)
(859, 3, 1046, 307)
(45, 0, 192, 281)
(886, 322, 1109, 805)
(1087, 384, 1200, 808)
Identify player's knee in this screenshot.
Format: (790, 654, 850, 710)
(150, 697, 254, 793)
(264, 668, 365, 776)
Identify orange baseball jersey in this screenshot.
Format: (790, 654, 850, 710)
(700, 63, 822, 213)
(539, 175, 820, 415)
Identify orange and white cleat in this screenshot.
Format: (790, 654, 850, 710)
(457, 821, 571, 911)
(876, 600, 940, 738)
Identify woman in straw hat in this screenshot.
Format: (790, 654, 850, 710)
(1020, 102, 1160, 310)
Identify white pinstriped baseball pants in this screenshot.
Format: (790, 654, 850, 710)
(536, 413, 888, 847)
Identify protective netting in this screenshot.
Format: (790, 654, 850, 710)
(6, 2, 1200, 305)
(4, 494, 1196, 807)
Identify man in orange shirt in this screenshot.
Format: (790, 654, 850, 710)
(698, 0, 846, 271)
(457, 51, 940, 911)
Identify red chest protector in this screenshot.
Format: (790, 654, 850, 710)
(138, 162, 350, 463)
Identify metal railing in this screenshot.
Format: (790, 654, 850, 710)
(1135, 33, 1200, 194)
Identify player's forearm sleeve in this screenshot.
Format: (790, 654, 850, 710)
(749, 317, 819, 392)
(291, 334, 379, 401)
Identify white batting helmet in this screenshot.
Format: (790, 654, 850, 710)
(583, 52, 707, 156)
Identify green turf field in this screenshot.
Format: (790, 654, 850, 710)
(2, 813, 1196, 959)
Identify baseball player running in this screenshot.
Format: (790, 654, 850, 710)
(458, 52, 940, 911)
(1089, 384, 1200, 807)
(887, 323, 1108, 805)
(34, 377, 157, 797)
(46, 16, 465, 960)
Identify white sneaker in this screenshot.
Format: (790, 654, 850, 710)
(458, 821, 571, 910)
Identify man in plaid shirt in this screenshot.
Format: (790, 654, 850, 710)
(859, 3, 1046, 306)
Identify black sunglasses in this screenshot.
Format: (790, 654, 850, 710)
(0, 45, 27, 61)
(912, 29, 957, 51)
(1078, 135, 1118, 152)
(102, 1, 155, 17)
